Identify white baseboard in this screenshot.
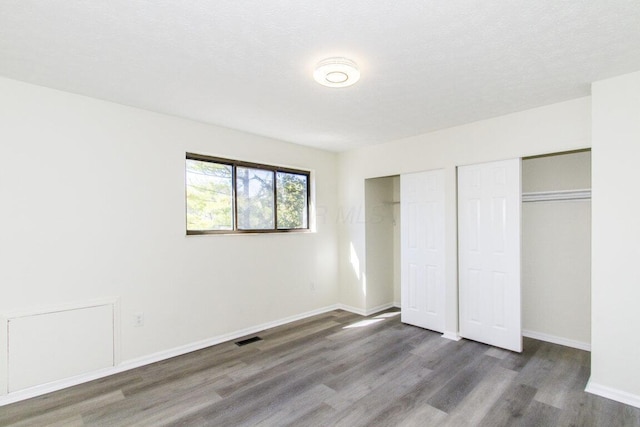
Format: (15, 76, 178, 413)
(336, 303, 367, 316)
(365, 303, 397, 316)
(586, 379, 640, 409)
(442, 331, 462, 341)
(337, 302, 397, 317)
(0, 304, 340, 407)
(522, 329, 591, 351)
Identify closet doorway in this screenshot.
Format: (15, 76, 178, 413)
(521, 149, 591, 350)
(364, 176, 400, 313)
(364, 171, 446, 332)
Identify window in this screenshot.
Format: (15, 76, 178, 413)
(186, 153, 310, 234)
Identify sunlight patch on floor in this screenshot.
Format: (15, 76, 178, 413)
(375, 311, 400, 319)
(343, 319, 385, 329)
(343, 311, 401, 329)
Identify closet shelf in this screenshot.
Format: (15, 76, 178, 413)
(522, 189, 591, 203)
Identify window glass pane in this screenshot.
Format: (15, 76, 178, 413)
(277, 172, 308, 229)
(236, 167, 275, 230)
(186, 159, 233, 231)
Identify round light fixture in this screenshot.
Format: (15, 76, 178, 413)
(313, 57, 360, 88)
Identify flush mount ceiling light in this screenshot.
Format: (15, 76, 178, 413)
(313, 57, 360, 88)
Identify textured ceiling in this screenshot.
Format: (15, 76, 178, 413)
(1, 1, 640, 151)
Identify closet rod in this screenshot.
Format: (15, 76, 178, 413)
(522, 189, 591, 203)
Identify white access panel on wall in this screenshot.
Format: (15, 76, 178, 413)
(458, 159, 522, 352)
(401, 169, 445, 333)
(4, 301, 116, 394)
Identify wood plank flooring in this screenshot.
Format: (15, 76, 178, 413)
(1, 309, 639, 426)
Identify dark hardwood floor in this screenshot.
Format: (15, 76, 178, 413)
(1, 309, 639, 426)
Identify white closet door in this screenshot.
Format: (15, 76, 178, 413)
(401, 169, 445, 333)
(458, 159, 522, 352)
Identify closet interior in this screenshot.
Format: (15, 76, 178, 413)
(521, 149, 591, 349)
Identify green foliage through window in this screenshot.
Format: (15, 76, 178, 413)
(186, 154, 309, 234)
(277, 172, 308, 229)
(237, 167, 275, 230)
(186, 160, 233, 231)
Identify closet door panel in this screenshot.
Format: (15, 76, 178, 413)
(401, 169, 445, 333)
(458, 159, 522, 352)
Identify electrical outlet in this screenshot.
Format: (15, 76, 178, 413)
(133, 312, 144, 327)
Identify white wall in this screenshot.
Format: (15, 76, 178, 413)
(338, 97, 591, 335)
(590, 71, 640, 404)
(521, 151, 591, 347)
(0, 77, 339, 378)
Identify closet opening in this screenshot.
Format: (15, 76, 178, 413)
(364, 175, 401, 313)
(521, 149, 591, 351)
